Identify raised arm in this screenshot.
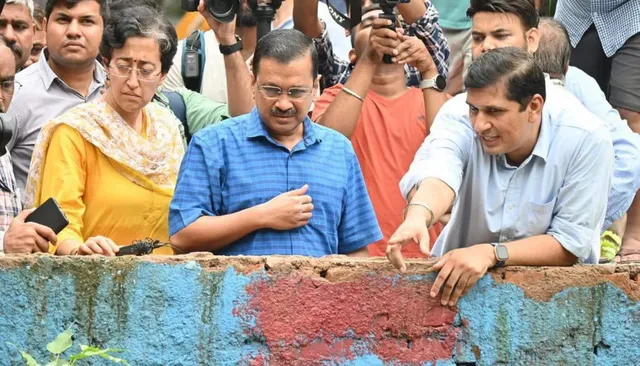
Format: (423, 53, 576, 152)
(198, 0, 254, 116)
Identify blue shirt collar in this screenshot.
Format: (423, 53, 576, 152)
(245, 108, 323, 149)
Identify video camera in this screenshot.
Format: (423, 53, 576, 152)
(0, 114, 15, 156)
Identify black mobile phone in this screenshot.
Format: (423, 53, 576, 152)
(25, 197, 69, 234)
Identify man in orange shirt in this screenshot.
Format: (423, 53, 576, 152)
(311, 5, 448, 257)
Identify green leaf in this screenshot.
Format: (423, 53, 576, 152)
(46, 329, 73, 355)
(19, 350, 40, 366)
(69, 346, 128, 365)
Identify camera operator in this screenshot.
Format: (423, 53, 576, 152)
(293, 0, 449, 90)
(311, 9, 444, 257)
(0, 34, 57, 254)
(163, 0, 349, 103)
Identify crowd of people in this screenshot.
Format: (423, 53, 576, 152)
(0, 0, 638, 306)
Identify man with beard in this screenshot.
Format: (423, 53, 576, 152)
(162, 0, 348, 103)
(0, 0, 35, 71)
(7, 0, 106, 193)
(169, 29, 381, 256)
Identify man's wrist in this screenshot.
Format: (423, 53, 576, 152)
(482, 243, 499, 267)
(404, 204, 433, 225)
(218, 34, 237, 46)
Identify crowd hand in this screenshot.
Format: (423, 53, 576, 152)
(261, 184, 314, 230)
(3, 209, 57, 254)
(386, 215, 431, 272)
(365, 18, 404, 63)
(428, 245, 496, 307)
(393, 34, 436, 75)
(198, 0, 237, 45)
(77, 236, 120, 256)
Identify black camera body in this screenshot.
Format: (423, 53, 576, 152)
(182, 0, 239, 23)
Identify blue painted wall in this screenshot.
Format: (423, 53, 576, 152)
(0, 256, 637, 365)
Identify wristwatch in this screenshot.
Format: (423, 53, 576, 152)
(219, 35, 243, 56)
(491, 242, 509, 267)
(419, 74, 447, 92)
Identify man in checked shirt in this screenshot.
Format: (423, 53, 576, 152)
(293, 0, 450, 90)
(0, 34, 56, 254)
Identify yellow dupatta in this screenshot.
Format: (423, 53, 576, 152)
(25, 100, 185, 209)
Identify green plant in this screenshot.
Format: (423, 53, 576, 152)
(9, 328, 129, 366)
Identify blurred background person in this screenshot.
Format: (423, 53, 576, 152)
(24, 2, 44, 67)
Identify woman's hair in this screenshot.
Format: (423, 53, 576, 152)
(100, 0, 177, 74)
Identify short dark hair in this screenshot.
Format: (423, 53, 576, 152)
(100, 2, 177, 74)
(253, 29, 318, 82)
(465, 47, 546, 110)
(45, 0, 106, 21)
(534, 18, 571, 80)
(467, 0, 539, 30)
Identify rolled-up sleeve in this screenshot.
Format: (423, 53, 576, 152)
(547, 127, 614, 263)
(399, 97, 473, 199)
(169, 132, 222, 236)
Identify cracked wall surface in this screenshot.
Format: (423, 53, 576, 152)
(0, 254, 638, 365)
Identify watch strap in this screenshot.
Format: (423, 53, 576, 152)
(219, 36, 243, 55)
(419, 74, 444, 91)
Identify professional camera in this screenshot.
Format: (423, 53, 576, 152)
(182, 0, 239, 23)
(371, 0, 410, 63)
(0, 113, 15, 156)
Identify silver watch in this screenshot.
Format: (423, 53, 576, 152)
(419, 74, 447, 92)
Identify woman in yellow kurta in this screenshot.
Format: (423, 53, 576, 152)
(25, 4, 184, 256)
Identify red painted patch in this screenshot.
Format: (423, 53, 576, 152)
(240, 274, 458, 364)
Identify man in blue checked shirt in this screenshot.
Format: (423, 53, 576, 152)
(169, 29, 382, 257)
(388, 47, 613, 306)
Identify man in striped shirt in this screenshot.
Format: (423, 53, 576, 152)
(169, 29, 382, 256)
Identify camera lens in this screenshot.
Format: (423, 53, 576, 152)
(206, 0, 239, 23)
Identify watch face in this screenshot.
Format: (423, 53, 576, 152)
(435, 75, 447, 90)
(496, 245, 509, 260)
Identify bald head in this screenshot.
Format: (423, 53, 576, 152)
(534, 18, 571, 80)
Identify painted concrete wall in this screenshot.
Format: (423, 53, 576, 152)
(0, 254, 638, 365)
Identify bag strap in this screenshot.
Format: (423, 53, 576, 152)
(182, 30, 205, 93)
(162, 91, 191, 143)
